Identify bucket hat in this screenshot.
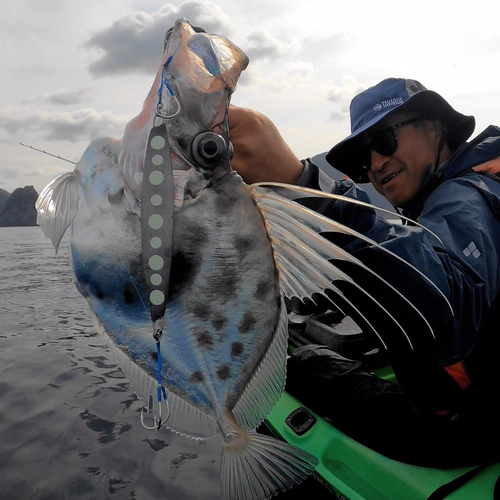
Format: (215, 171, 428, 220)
(325, 78, 475, 183)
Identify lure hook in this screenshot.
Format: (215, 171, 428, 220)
(141, 339, 170, 431)
(140, 389, 170, 431)
(155, 57, 181, 119)
(155, 95, 181, 119)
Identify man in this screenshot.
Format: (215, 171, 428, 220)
(229, 78, 500, 467)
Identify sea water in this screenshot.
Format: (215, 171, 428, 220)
(0, 227, 221, 499)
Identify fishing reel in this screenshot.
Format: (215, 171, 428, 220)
(192, 131, 229, 168)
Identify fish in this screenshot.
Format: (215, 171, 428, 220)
(36, 18, 452, 500)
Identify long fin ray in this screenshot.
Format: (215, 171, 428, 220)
(273, 241, 390, 349)
(270, 223, 412, 349)
(249, 182, 443, 243)
(265, 206, 437, 343)
(252, 185, 454, 317)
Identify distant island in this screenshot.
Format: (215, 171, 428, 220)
(0, 188, 9, 213)
(0, 186, 39, 227)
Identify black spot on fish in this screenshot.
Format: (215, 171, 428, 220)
(255, 278, 274, 299)
(168, 228, 208, 298)
(231, 342, 244, 358)
(216, 364, 231, 380)
(168, 252, 198, 298)
(123, 283, 136, 304)
(195, 329, 214, 349)
(96, 289, 105, 300)
(150, 351, 158, 361)
(189, 301, 211, 322)
(235, 236, 254, 260)
(190, 371, 204, 383)
(239, 311, 257, 334)
(211, 312, 228, 331)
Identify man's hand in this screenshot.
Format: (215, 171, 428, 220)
(228, 105, 304, 184)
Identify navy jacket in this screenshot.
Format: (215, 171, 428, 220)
(297, 126, 500, 375)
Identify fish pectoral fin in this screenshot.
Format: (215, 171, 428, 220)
(249, 185, 444, 353)
(233, 299, 288, 430)
(35, 172, 79, 254)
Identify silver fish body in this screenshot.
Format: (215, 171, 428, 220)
(37, 19, 318, 500)
(162, 173, 281, 416)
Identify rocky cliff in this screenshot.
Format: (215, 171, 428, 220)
(0, 186, 39, 227)
(0, 188, 9, 213)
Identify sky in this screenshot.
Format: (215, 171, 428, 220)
(1, 0, 500, 195)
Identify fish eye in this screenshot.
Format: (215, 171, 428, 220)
(192, 132, 227, 168)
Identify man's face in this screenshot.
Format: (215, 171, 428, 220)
(367, 114, 439, 207)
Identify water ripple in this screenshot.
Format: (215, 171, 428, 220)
(0, 227, 221, 500)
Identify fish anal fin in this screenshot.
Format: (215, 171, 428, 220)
(88, 311, 217, 441)
(232, 300, 288, 430)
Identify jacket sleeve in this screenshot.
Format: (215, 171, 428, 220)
(296, 160, 500, 367)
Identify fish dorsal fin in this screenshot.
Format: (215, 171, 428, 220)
(88, 311, 217, 441)
(248, 185, 450, 353)
(232, 299, 288, 430)
(35, 172, 79, 254)
(249, 183, 453, 317)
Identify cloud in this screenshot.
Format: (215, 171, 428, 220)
(0, 166, 21, 179)
(284, 61, 314, 79)
(245, 29, 300, 61)
(327, 76, 365, 122)
(327, 75, 365, 103)
(45, 88, 94, 106)
(237, 65, 260, 87)
(330, 110, 347, 122)
(0, 107, 128, 142)
(23, 88, 94, 106)
(84, 1, 230, 77)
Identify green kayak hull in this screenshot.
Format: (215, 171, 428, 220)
(265, 390, 500, 499)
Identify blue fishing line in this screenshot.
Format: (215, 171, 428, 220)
(164, 81, 175, 97)
(157, 55, 175, 107)
(156, 341, 167, 403)
(157, 69, 165, 106)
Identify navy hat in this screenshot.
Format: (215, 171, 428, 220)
(326, 78, 476, 183)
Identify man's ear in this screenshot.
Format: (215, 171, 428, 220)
(430, 119, 443, 137)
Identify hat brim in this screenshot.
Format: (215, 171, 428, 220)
(326, 90, 475, 183)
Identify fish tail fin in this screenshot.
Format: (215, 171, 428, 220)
(221, 430, 318, 500)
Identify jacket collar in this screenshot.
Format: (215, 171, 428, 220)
(402, 126, 500, 220)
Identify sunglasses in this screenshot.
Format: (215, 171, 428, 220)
(363, 116, 423, 170)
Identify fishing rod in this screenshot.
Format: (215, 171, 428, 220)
(20, 142, 76, 165)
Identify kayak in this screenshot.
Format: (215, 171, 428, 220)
(263, 313, 500, 499)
